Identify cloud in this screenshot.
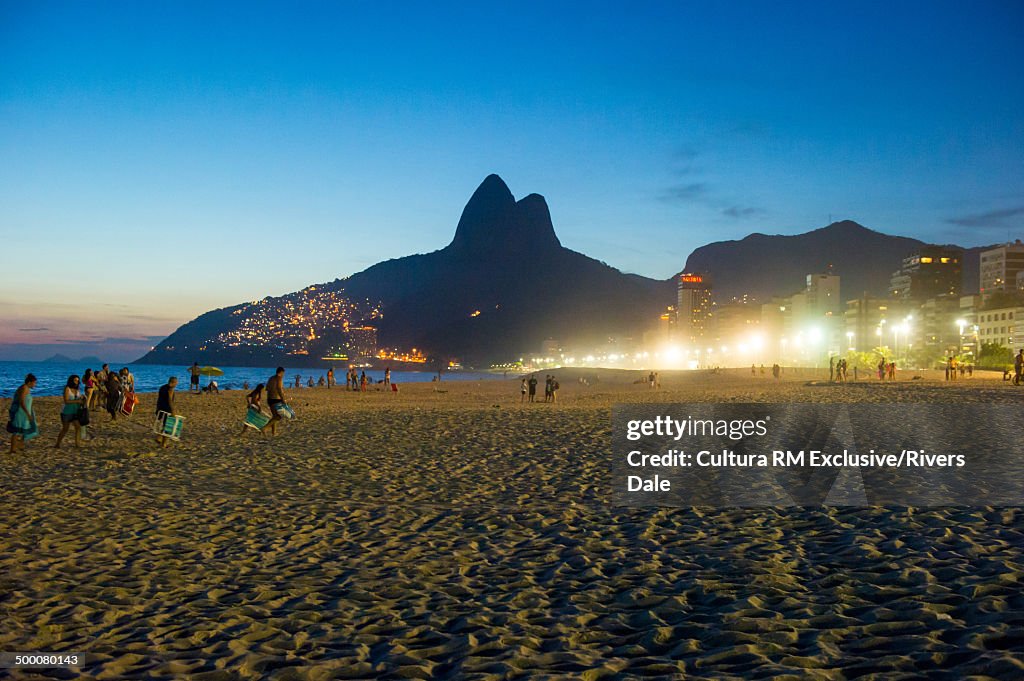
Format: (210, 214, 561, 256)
(18, 327, 49, 332)
(946, 206, 1024, 228)
(100, 337, 159, 345)
(722, 206, 767, 219)
(660, 182, 708, 202)
(673, 147, 700, 161)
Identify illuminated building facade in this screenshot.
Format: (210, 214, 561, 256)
(889, 247, 962, 301)
(980, 241, 1024, 300)
(676, 273, 712, 343)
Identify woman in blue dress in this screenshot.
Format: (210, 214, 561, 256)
(7, 373, 38, 453)
(55, 375, 86, 449)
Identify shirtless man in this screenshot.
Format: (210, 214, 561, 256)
(263, 367, 287, 436)
(188, 362, 201, 393)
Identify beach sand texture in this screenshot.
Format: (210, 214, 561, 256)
(2, 370, 1023, 679)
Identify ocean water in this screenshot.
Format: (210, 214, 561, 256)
(0, 361, 499, 398)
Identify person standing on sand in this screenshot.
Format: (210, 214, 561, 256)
(55, 375, 86, 449)
(96, 363, 110, 405)
(384, 368, 391, 387)
(520, 378, 527, 402)
(528, 375, 538, 402)
(120, 367, 135, 393)
(7, 374, 38, 454)
(360, 371, 367, 392)
(294, 373, 301, 389)
(327, 367, 334, 389)
(263, 367, 287, 436)
(188, 362, 201, 394)
(105, 370, 122, 420)
(83, 368, 97, 409)
(550, 376, 559, 403)
(1014, 350, 1023, 386)
(155, 376, 178, 448)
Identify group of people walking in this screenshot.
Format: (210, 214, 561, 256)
(8, 360, 416, 454)
(6, 365, 138, 453)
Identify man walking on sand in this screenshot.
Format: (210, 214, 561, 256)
(528, 375, 538, 402)
(155, 376, 178, 448)
(263, 367, 287, 436)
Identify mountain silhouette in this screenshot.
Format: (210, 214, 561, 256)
(339, 175, 674, 360)
(139, 175, 674, 366)
(683, 221, 924, 301)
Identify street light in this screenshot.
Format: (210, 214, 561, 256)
(846, 331, 855, 350)
(956, 318, 966, 354)
(900, 321, 910, 363)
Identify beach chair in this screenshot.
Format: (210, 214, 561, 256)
(153, 411, 185, 441)
(120, 391, 139, 417)
(273, 402, 296, 419)
(244, 407, 271, 430)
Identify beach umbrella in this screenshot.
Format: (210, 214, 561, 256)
(198, 366, 224, 377)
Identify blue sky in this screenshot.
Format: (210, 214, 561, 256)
(1, 1, 1022, 360)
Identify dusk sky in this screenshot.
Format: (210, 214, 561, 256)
(2, 1, 1022, 361)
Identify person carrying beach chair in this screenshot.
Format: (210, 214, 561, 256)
(240, 383, 271, 436)
(154, 376, 183, 447)
(262, 367, 296, 436)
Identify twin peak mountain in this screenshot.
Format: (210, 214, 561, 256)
(140, 175, 940, 366)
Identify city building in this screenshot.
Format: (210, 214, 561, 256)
(643, 307, 675, 349)
(980, 241, 1024, 300)
(790, 272, 841, 355)
(805, 273, 841, 317)
(889, 246, 962, 301)
(676, 273, 712, 344)
(914, 295, 963, 355)
(843, 295, 898, 352)
(975, 306, 1024, 350)
(711, 301, 761, 346)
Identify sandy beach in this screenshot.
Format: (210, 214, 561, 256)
(2, 369, 1024, 679)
